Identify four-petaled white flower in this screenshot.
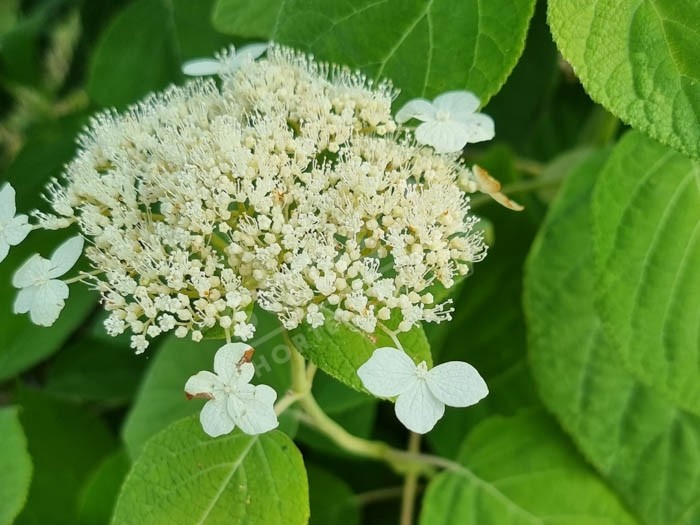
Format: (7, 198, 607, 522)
(358, 347, 488, 434)
(395, 91, 495, 154)
(185, 342, 278, 437)
(0, 183, 31, 263)
(12, 236, 84, 326)
(182, 42, 268, 76)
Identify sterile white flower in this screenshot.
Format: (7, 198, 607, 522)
(12, 236, 84, 326)
(395, 91, 495, 153)
(185, 342, 278, 437)
(357, 347, 488, 434)
(0, 183, 31, 262)
(182, 42, 268, 76)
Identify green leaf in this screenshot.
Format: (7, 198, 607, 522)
(87, 0, 234, 109)
(426, 145, 550, 458)
(113, 417, 309, 525)
(307, 465, 359, 525)
(212, 0, 282, 38)
(14, 388, 116, 525)
(291, 308, 432, 393)
(123, 309, 293, 458)
(46, 336, 147, 404)
(420, 410, 638, 525)
(593, 131, 700, 414)
(87, 0, 180, 108)
(548, 0, 700, 159)
(0, 407, 32, 525)
(214, 0, 537, 104)
(77, 450, 130, 525)
(171, 0, 232, 59)
(525, 151, 700, 524)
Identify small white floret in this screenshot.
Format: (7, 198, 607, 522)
(12, 236, 84, 326)
(0, 183, 31, 262)
(395, 91, 495, 154)
(357, 347, 488, 433)
(182, 42, 268, 76)
(185, 342, 279, 437)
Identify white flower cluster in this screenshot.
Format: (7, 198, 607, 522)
(26, 44, 489, 353)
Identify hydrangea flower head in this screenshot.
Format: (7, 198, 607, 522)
(26, 43, 488, 353)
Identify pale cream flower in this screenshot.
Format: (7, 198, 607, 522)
(27, 44, 489, 351)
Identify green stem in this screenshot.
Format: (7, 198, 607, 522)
(470, 167, 569, 209)
(513, 157, 544, 177)
(281, 331, 456, 477)
(400, 432, 421, 525)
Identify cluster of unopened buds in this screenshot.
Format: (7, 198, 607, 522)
(1, 42, 521, 435)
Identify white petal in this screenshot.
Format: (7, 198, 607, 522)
(415, 121, 472, 154)
(233, 362, 255, 386)
(433, 91, 480, 121)
(232, 42, 268, 64)
(12, 254, 50, 288)
(0, 241, 8, 263)
(426, 361, 489, 407)
(357, 347, 419, 397)
(185, 370, 223, 396)
(4, 215, 31, 245)
(394, 380, 445, 434)
(28, 280, 69, 326)
(48, 236, 84, 278)
(13, 286, 36, 314)
(0, 183, 16, 220)
(459, 113, 495, 143)
(214, 342, 252, 380)
(395, 99, 437, 123)
(200, 398, 236, 437)
(229, 384, 278, 435)
(182, 58, 220, 76)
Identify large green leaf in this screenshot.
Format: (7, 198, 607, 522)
(87, 0, 180, 108)
(525, 152, 700, 524)
(307, 465, 359, 525)
(14, 388, 116, 525)
(123, 309, 292, 458)
(0, 407, 32, 525)
(77, 450, 130, 525)
(46, 336, 147, 404)
(548, 0, 700, 159)
(593, 131, 700, 414)
(292, 308, 432, 393)
(426, 145, 550, 458)
(214, 0, 537, 104)
(212, 0, 282, 39)
(87, 0, 230, 109)
(113, 417, 309, 525)
(420, 410, 638, 525)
